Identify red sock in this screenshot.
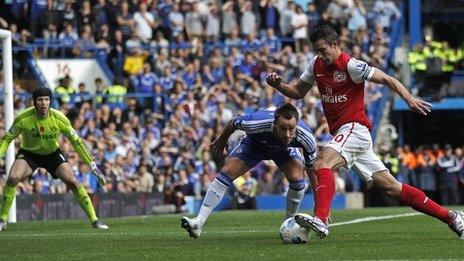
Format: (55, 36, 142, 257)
(314, 168, 335, 223)
(399, 183, 450, 224)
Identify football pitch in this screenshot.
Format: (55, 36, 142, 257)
(0, 207, 463, 260)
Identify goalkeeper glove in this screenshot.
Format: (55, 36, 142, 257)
(90, 162, 106, 187)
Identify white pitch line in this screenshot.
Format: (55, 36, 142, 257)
(330, 212, 422, 227)
(0, 212, 421, 238)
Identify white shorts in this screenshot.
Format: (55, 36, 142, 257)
(325, 122, 387, 186)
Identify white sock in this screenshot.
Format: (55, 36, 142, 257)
(285, 180, 306, 219)
(197, 173, 231, 226)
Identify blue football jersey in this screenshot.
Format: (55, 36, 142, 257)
(232, 109, 317, 167)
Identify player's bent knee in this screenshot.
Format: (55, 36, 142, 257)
(373, 170, 402, 197)
(66, 180, 80, 191)
(218, 168, 237, 180)
(6, 175, 22, 186)
(286, 172, 304, 181)
(220, 158, 249, 180)
(379, 180, 402, 197)
(285, 167, 304, 181)
(282, 160, 304, 180)
(67, 184, 78, 191)
(314, 157, 330, 170)
(384, 185, 402, 197)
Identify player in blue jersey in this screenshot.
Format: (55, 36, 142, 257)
(181, 103, 317, 238)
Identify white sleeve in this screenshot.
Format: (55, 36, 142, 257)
(299, 56, 317, 85)
(347, 57, 376, 84)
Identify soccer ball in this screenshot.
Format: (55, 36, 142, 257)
(279, 217, 310, 244)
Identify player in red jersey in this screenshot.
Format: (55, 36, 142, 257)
(266, 25, 464, 239)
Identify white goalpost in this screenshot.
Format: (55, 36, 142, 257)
(0, 29, 16, 223)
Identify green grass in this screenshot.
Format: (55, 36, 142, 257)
(0, 207, 463, 260)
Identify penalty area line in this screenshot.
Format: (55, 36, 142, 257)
(330, 212, 421, 227)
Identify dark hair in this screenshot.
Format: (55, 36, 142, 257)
(309, 25, 339, 44)
(113, 76, 123, 85)
(275, 103, 299, 122)
(32, 87, 53, 101)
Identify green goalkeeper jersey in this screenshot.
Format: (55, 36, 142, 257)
(0, 107, 93, 164)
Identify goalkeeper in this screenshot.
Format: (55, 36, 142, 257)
(0, 88, 108, 230)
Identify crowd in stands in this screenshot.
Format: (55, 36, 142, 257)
(4, 0, 458, 212)
(408, 37, 464, 99)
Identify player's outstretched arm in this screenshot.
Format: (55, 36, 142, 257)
(58, 111, 106, 186)
(266, 73, 311, 100)
(370, 69, 432, 115)
(0, 119, 23, 158)
(210, 119, 235, 159)
(68, 133, 107, 186)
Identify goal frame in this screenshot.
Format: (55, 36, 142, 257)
(1, 29, 16, 223)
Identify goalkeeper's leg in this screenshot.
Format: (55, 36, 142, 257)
(0, 159, 34, 231)
(54, 163, 108, 229)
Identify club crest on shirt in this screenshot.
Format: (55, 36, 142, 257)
(333, 70, 347, 83)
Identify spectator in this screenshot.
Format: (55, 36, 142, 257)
(240, 1, 257, 37)
(280, 0, 296, 38)
(136, 164, 154, 193)
(258, 167, 280, 195)
(259, 0, 280, 36)
(93, 0, 110, 31)
(306, 3, 320, 32)
(59, 23, 79, 57)
(198, 174, 211, 197)
(291, 5, 308, 52)
(372, 0, 401, 31)
(154, 173, 166, 196)
(437, 145, 460, 205)
(261, 28, 281, 54)
(185, 1, 204, 41)
(40, 0, 60, 39)
(168, 2, 184, 40)
(205, 3, 220, 41)
(133, 2, 155, 43)
(75, 162, 98, 193)
(78, 0, 94, 34)
(221, 1, 238, 39)
(29, 0, 47, 36)
(102, 77, 127, 110)
(75, 82, 92, 107)
(326, 0, 346, 25)
(232, 171, 258, 210)
(55, 75, 76, 105)
(346, 0, 367, 34)
(116, 0, 134, 41)
(62, 0, 78, 29)
(31, 168, 53, 194)
(134, 62, 158, 106)
(416, 146, 438, 201)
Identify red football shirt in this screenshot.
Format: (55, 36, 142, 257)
(300, 52, 376, 134)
